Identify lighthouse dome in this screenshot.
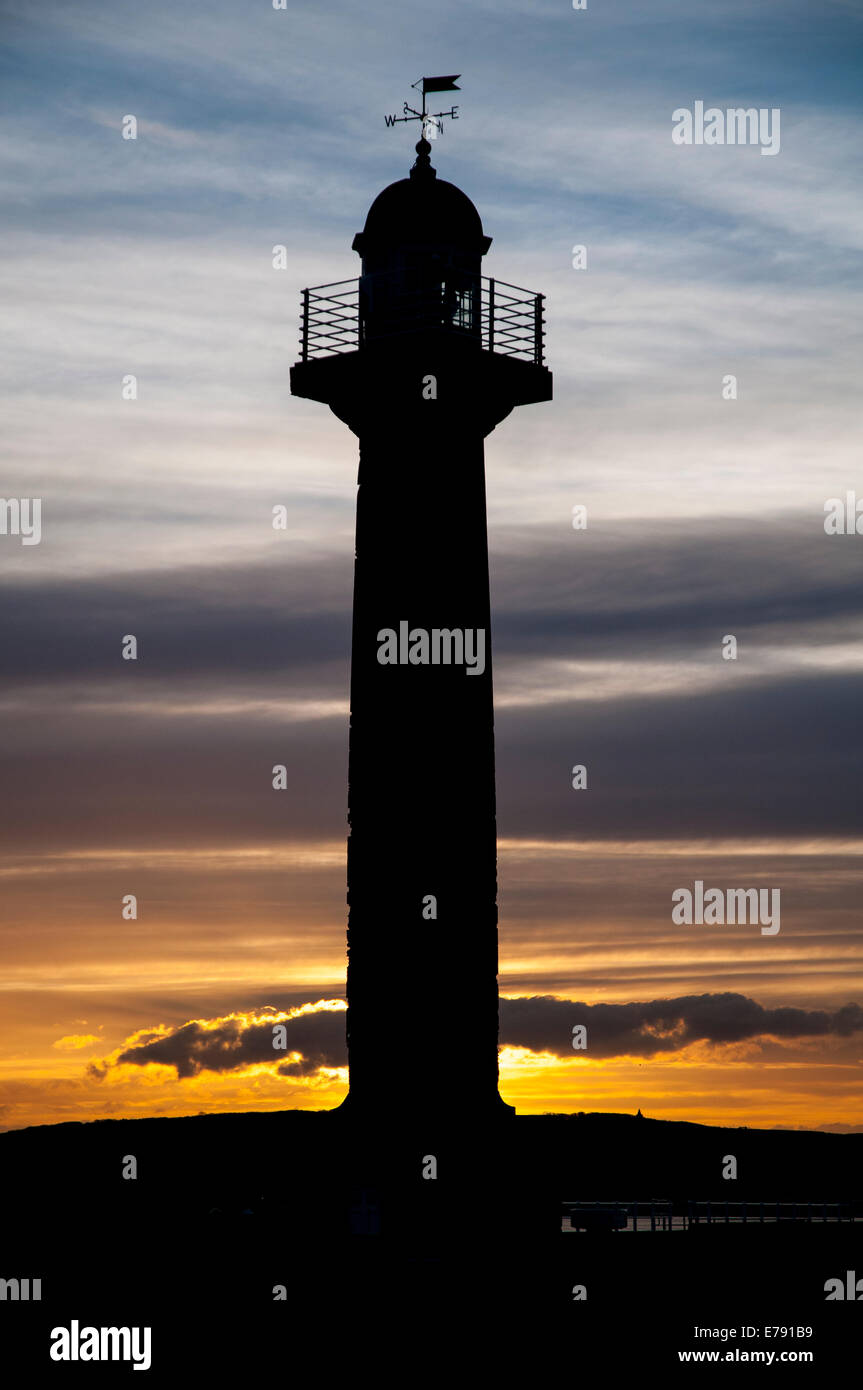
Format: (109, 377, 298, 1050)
(352, 140, 492, 257)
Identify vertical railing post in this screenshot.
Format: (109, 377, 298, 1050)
(301, 288, 309, 362)
(487, 278, 494, 353)
(534, 292, 544, 365)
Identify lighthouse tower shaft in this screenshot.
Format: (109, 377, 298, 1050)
(290, 143, 552, 1122)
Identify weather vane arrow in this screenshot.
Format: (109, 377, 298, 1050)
(384, 74, 461, 139)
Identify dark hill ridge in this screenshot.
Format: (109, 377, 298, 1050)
(1, 1108, 860, 1233)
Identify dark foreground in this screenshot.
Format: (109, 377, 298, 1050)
(1, 1109, 860, 1376)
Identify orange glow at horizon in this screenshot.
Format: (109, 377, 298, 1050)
(2, 836, 862, 1135)
(2, 1023, 860, 1134)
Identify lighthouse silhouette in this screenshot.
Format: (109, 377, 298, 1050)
(291, 116, 552, 1141)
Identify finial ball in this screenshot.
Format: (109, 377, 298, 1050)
(416, 138, 431, 155)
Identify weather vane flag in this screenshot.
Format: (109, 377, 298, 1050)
(385, 74, 461, 140)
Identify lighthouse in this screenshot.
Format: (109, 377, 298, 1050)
(290, 96, 552, 1130)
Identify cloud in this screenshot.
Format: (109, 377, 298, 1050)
(90, 1003, 348, 1080)
(4, 513, 863, 680)
(87, 992, 863, 1081)
(85, 108, 206, 147)
(500, 992, 863, 1058)
(52, 1033, 101, 1051)
(5, 515, 862, 851)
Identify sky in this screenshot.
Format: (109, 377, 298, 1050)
(1, 0, 862, 1132)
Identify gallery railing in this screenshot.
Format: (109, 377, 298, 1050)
(298, 272, 546, 366)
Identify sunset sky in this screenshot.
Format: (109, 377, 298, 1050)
(1, 0, 862, 1134)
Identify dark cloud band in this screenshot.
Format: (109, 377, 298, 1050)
(88, 992, 863, 1081)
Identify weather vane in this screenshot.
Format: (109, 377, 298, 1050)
(385, 74, 460, 140)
